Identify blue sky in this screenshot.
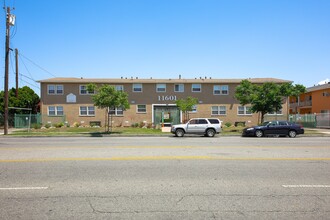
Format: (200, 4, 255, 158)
(1, 0, 330, 94)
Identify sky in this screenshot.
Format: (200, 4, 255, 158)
(1, 0, 330, 95)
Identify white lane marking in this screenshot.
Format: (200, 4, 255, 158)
(0, 187, 49, 190)
(282, 185, 330, 188)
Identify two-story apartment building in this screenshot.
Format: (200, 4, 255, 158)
(38, 77, 291, 127)
(289, 82, 330, 114)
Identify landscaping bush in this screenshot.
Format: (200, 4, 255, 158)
(44, 123, 51, 129)
(131, 123, 139, 128)
(54, 122, 64, 128)
(236, 122, 245, 127)
(225, 122, 232, 127)
(32, 123, 42, 129)
(73, 122, 80, 127)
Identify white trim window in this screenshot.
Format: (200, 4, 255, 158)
(48, 106, 64, 116)
(115, 85, 124, 91)
(79, 85, 94, 95)
(156, 84, 166, 92)
(133, 84, 142, 92)
(137, 104, 147, 113)
(211, 106, 226, 115)
(48, 85, 63, 95)
(267, 110, 283, 115)
(174, 84, 184, 92)
(109, 107, 124, 116)
(189, 105, 197, 113)
(220, 85, 229, 95)
(238, 106, 252, 115)
(213, 85, 221, 95)
(80, 106, 95, 116)
(192, 84, 201, 92)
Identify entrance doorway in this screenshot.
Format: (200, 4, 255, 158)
(153, 105, 180, 126)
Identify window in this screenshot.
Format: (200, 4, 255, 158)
(208, 119, 221, 124)
(211, 106, 226, 115)
(80, 106, 95, 116)
(109, 107, 124, 116)
(48, 106, 63, 116)
(213, 85, 228, 95)
(213, 85, 221, 95)
(238, 106, 252, 115)
(189, 105, 197, 113)
(192, 84, 201, 92)
(48, 85, 55, 94)
(156, 84, 166, 92)
(189, 119, 198, 124)
(133, 84, 142, 92)
(174, 84, 184, 92)
(267, 110, 283, 115)
(79, 85, 94, 95)
(279, 121, 288, 126)
(198, 119, 208, 124)
(48, 85, 63, 95)
(220, 85, 229, 95)
(115, 85, 124, 91)
(137, 105, 147, 113)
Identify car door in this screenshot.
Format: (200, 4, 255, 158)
(196, 119, 208, 133)
(264, 121, 280, 135)
(186, 119, 199, 133)
(278, 121, 290, 135)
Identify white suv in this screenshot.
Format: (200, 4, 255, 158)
(171, 118, 222, 137)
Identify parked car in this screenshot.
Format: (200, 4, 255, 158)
(242, 121, 304, 138)
(171, 118, 222, 137)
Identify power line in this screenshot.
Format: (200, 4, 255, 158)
(18, 52, 58, 78)
(20, 73, 38, 82)
(20, 78, 40, 90)
(18, 53, 37, 82)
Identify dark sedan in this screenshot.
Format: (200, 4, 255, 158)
(242, 121, 304, 138)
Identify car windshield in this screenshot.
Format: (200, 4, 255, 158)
(262, 121, 271, 126)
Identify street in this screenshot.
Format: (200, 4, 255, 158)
(0, 136, 330, 219)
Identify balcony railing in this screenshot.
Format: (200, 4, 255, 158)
(289, 100, 312, 109)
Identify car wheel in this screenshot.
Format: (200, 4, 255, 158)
(288, 130, 297, 138)
(206, 129, 215, 137)
(175, 129, 185, 137)
(255, 130, 263, 138)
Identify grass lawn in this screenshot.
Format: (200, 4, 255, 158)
(10, 126, 165, 136)
(8, 126, 326, 137)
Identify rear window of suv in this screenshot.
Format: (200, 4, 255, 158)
(208, 119, 220, 124)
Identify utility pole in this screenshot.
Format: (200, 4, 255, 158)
(3, 7, 15, 135)
(15, 48, 19, 98)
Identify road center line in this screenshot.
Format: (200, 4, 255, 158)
(282, 185, 330, 188)
(1, 156, 330, 163)
(0, 187, 49, 190)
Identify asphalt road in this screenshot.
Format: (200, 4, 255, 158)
(0, 136, 329, 219)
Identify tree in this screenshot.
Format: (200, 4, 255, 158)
(87, 84, 130, 132)
(0, 86, 40, 126)
(235, 80, 306, 123)
(175, 96, 198, 123)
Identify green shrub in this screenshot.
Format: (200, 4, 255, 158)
(131, 123, 139, 128)
(44, 123, 51, 129)
(54, 122, 64, 128)
(73, 122, 80, 127)
(236, 122, 245, 127)
(225, 122, 232, 127)
(32, 123, 42, 129)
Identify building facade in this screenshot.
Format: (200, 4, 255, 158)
(289, 83, 330, 114)
(39, 77, 291, 127)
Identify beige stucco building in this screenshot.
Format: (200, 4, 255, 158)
(38, 77, 290, 127)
